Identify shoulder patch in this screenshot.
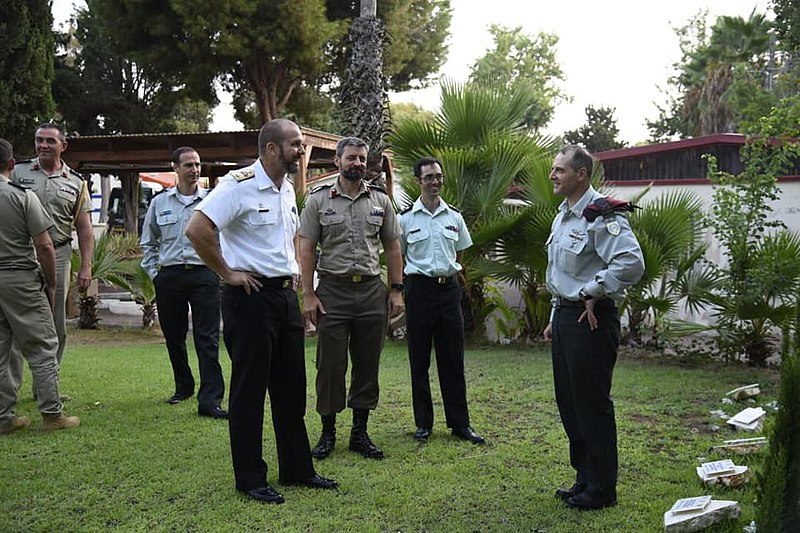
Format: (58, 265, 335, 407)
(310, 183, 334, 194)
(399, 205, 413, 215)
(232, 168, 255, 182)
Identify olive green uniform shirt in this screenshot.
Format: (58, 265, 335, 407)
(299, 178, 400, 276)
(0, 176, 54, 270)
(12, 158, 91, 246)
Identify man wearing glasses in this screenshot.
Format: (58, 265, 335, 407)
(398, 156, 485, 445)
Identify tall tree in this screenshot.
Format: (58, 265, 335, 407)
(0, 0, 55, 156)
(647, 10, 773, 141)
(338, 0, 391, 180)
(563, 105, 627, 153)
(87, 0, 450, 127)
(54, 2, 211, 135)
(468, 25, 567, 130)
(773, 0, 800, 52)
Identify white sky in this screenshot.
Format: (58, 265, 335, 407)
(52, 0, 771, 144)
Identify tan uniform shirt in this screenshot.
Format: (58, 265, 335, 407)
(299, 178, 400, 276)
(0, 177, 54, 270)
(12, 158, 91, 246)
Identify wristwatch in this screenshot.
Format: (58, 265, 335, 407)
(579, 288, 594, 301)
(390, 283, 404, 292)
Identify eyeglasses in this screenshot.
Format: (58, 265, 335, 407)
(420, 174, 444, 184)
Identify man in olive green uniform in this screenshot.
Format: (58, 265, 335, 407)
(299, 137, 405, 461)
(0, 139, 80, 434)
(9, 123, 94, 399)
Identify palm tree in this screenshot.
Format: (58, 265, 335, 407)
(623, 188, 721, 346)
(71, 233, 131, 329)
(390, 79, 558, 337)
(107, 264, 157, 329)
(338, 0, 391, 183)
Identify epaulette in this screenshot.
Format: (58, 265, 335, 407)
(582, 197, 639, 222)
(232, 168, 255, 182)
(399, 205, 412, 215)
(310, 183, 334, 194)
(8, 181, 27, 191)
(448, 205, 461, 213)
(68, 167, 85, 181)
(16, 159, 34, 165)
(367, 183, 387, 194)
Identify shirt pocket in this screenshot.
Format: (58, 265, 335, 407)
(406, 228, 430, 245)
(559, 237, 587, 276)
(248, 211, 278, 226)
(366, 215, 383, 237)
(156, 213, 180, 241)
(320, 214, 345, 226)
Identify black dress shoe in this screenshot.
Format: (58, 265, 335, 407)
(555, 483, 586, 501)
(282, 474, 338, 490)
(565, 491, 617, 510)
(241, 485, 285, 504)
(166, 393, 191, 405)
(451, 426, 486, 445)
(414, 427, 432, 441)
(198, 406, 229, 419)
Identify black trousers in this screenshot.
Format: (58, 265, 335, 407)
(221, 281, 315, 491)
(154, 266, 223, 409)
(551, 303, 620, 499)
(405, 275, 470, 430)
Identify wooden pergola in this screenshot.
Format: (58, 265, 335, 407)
(62, 127, 390, 234)
(63, 126, 343, 191)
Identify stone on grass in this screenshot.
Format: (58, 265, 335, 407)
(663, 499, 740, 532)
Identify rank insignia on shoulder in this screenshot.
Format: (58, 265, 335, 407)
(68, 168, 85, 180)
(606, 220, 621, 236)
(367, 183, 387, 194)
(8, 182, 26, 191)
(233, 168, 255, 182)
(582, 197, 639, 222)
(399, 205, 412, 215)
(310, 183, 333, 194)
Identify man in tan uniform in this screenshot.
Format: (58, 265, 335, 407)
(9, 123, 94, 399)
(299, 137, 405, 461)
(0, 138, 80, 434)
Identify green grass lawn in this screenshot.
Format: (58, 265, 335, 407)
(0, 328, 779, 532)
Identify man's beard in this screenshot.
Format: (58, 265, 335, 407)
(341, 167, 365, 182)
(279, 146, 299, 173)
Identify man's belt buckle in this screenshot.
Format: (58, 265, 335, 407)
(282, 279, 292, 289)
(351, 274, 363, 283)
(436, 276, 449, 284)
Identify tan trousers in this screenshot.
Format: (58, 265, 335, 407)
(8, 243, 71, 393)
(0, 269, 62, 420)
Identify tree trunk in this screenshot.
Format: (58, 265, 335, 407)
(120, 171, 140, 236)
(361, 0, 376, 17)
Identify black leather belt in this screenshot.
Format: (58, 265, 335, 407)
(557, 298, 615, 308)
(320, 273, 379, 283)
(252, 275, 293, 289)
(409, 274, 456, 285)
(161, 264, 207, 271)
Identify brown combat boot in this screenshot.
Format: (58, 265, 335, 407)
(0, 416, 32, 435)
(42, 413, 80, 431)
